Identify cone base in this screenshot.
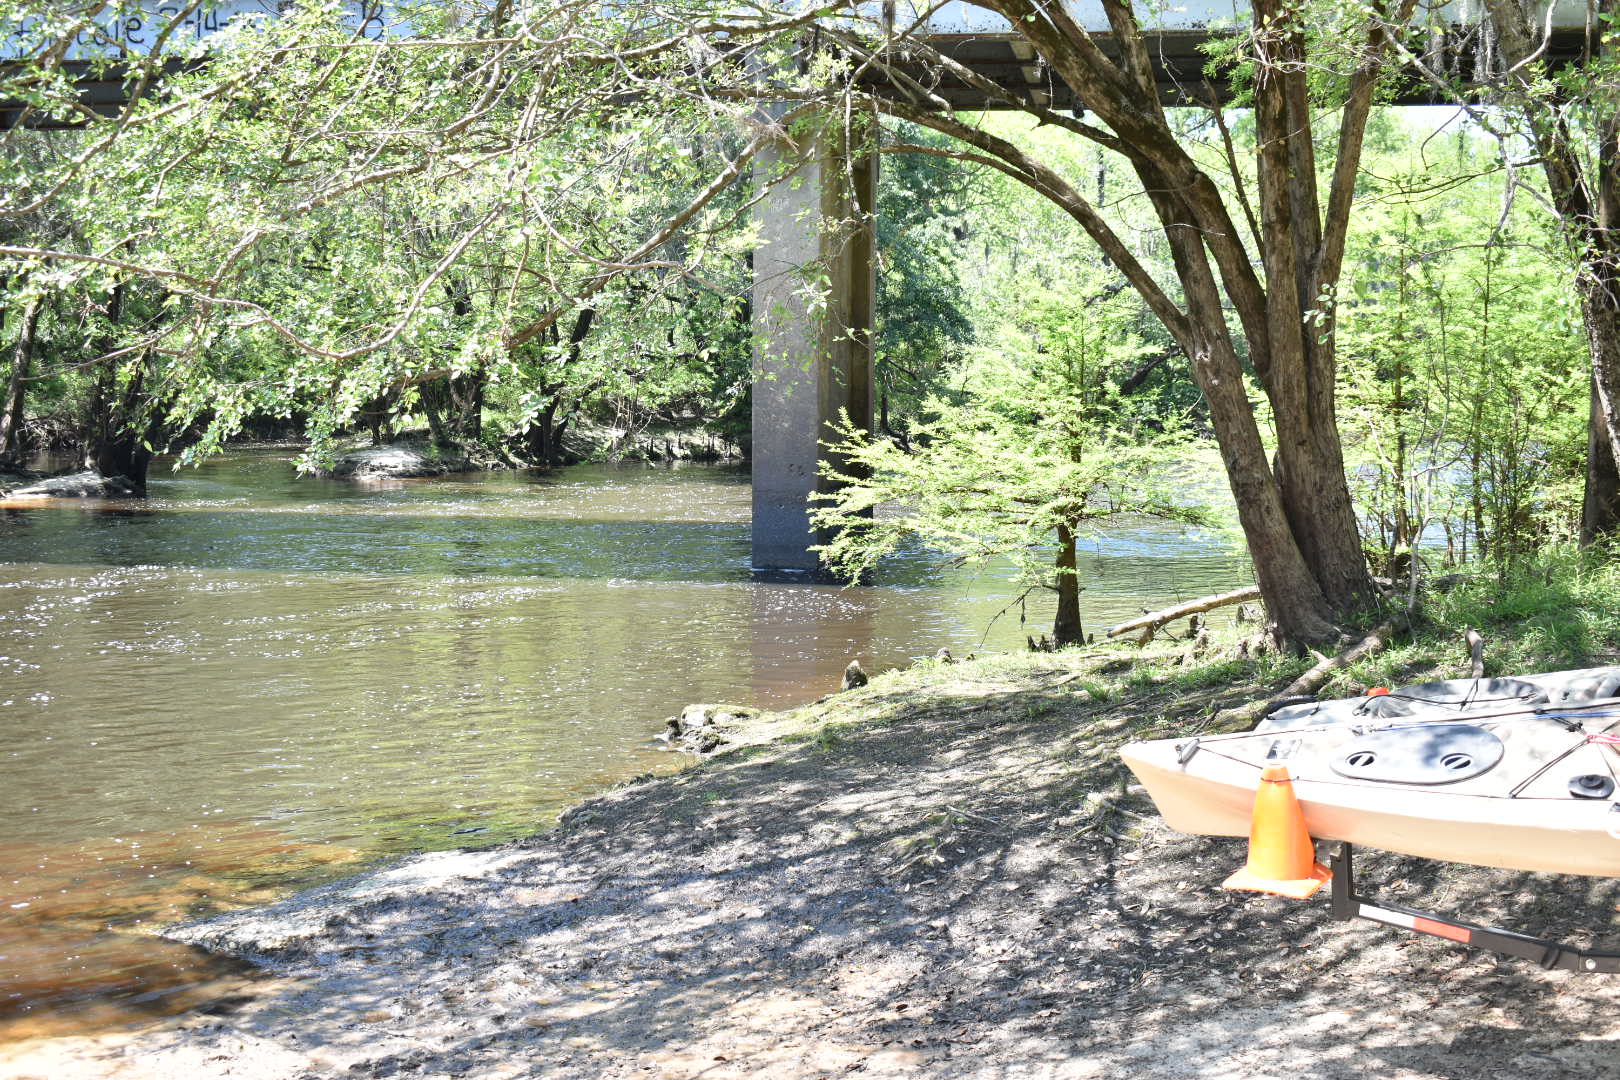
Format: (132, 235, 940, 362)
(1222, 861, 1332, 899)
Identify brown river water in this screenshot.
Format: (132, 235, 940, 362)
(0, 449, 1248, 1040)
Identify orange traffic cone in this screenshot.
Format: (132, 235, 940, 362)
(1222, 763, 1332, 899)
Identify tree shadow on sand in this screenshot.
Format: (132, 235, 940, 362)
(153, 674, 1620, 1078)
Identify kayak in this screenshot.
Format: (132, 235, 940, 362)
(1119, 666, 1620, 876)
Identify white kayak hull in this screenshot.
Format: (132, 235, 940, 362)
(1120, 667, 1620, 877)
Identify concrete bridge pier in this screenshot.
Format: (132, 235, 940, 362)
(750, 122, 877, 572)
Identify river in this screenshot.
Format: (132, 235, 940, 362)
(0, 449, 1248, 1039)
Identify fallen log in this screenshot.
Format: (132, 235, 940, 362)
(1212, 620, 1397, 731)
(1106, 585, 1262, 642)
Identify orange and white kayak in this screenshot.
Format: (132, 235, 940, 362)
(1119, 667, 1620, 876)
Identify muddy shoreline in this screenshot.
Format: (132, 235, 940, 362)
(5, 651, 1619, 1079)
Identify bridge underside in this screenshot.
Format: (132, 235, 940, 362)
(865, 31, 1210, 110)
(5, 21, 1599, 128)
(862, 28, 1596, 109)
(0, 58, 195, 129)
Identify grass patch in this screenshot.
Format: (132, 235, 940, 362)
(1424, 551, 1620, 670)
(791, 720, 860, 751)
(1317, 548, 1620, 695)
(1160, 657, 1255, 691)
(1068, 680, 1113, 701)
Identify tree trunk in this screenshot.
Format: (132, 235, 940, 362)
(1053, 523, 1083, 647)
(523, 306, 595, 467)
(443, 279, 480, 445)
(876, 0, 1394, 646)
(1200, 351, 1340, 648)
(88, 433, 151, 489)
(82, 281, 151, 491)
(1270, 399, 1371, 608)
(1579, 261, 1620, 543)
(365, 400, 386, 445)
(1246, 0, 1374, 611)
(1148, 187, 1341, 647)
(981, 0, 1373, 643)
(526, 394, 559, 466)
(85, 363, 152, 491)
(449, 369, 484, 443)
(1583, 377, 1620, 545)
(421, 379, 449, 447)
(552, 410, 573, 463)
(0, 296, 40, 463)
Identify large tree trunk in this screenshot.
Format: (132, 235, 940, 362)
(1241, 0, 1375, 611)
(1583, 378, 1620, 545)
(0, 296, 40, 463)
(523, 306, 595, 468)
(1186, 327, 1341, 646)
(82, 281, 153, 491)
(85, 363, 152, 490)
(871, 0, 1390, 645)
(1052, 523, 1083, 647)
(1150, 186, 1342, 647)
(1270, 397, 1370, 608)
(1579, 255, 1620, 542)
(420, 380, 449, 447)
(973, 0, 1374, 645)
(449, 369, 484, 443)
(526, 396, 560, 466)
(87, 432, 151, 489)
(878, 106, 1347, 647)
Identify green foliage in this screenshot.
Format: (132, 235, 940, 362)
(0, 1, 767, 467)
(811, 282, 1210, 632)
(874, 127, 977, 435)
(1335, 123, 1588, 572)
(1426, 548, 1620, 667)
(1328, 548, 1620, 695)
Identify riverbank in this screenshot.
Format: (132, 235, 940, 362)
(6, 629, 1620, 1079)
(315, 424, 746, 479)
